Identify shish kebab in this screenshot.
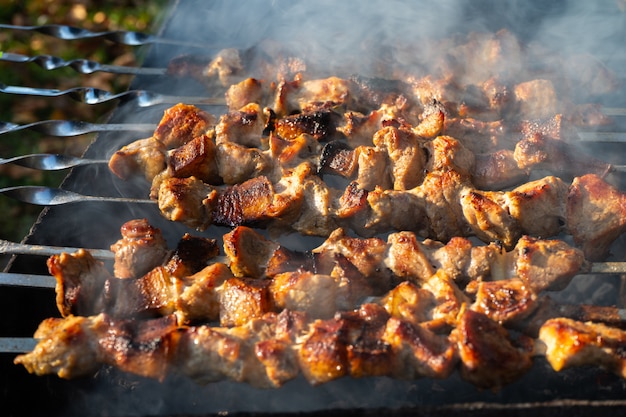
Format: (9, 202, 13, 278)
(13, 294, 626, 391)
(33, 219, 626, 335)
(12, 218, 626, 390)
(111, 103, 626, 261)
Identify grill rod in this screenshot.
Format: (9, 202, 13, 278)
(0, 83, 226, 107)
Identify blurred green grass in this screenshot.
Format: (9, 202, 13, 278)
(0, 0, 167, 244)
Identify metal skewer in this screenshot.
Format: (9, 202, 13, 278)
(0, 83, 226, 107)
(0, 23, 207, 48)
(0, 239, 114, 260)
(0, 154, 108, 171)
(0, 186, 155, 206)
(0, 51, 167, 76)
(0, 120, 154, 136)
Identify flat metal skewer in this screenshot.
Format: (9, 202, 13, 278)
(0, 23, 208, 48)
(0, 154, 108, 171)
(0, 51, 167, 76)
(0, 186, 155, 206)
(0, 83, 225, 107)
(0, 239, 114, 260)
(0, 120, 155, 136)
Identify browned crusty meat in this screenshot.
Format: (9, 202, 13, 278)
(215, 102, 269, 148)
(451, 308, 534, 389)
(539, 318, 626, 379)
(567, 174, 626, 261)
(153, 103, 215, 149)
(108, 136, 167, 181)
(167, 133, 221, 184)
(109, 218, 170, 279)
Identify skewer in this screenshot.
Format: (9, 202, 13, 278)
(0, 154, 108, 171)
(0, 337, 38, 353)
(0, 120, 155, 136)
(0, 23, 208, 48)
(0, 186, 155, 206)
(0, 239, 114, 260)
(0, 83, 226, 107)
(0, 51, 167, 76)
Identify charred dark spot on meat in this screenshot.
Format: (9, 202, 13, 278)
(318, 140, 357, 177)
(274, 110, 338, 142)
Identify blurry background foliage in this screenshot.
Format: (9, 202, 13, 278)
(0, 0, 168, 245)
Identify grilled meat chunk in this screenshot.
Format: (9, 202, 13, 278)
(216, 102, 268, 148)
(108, 136, 167, 181)
(153, 103, 215, 149)
(539, 318, 626, 378)
(167, 133, 221, 184)
(109, 218, 169, 279)
(452, 309, 534, 389)
(566, 174, 626, 261)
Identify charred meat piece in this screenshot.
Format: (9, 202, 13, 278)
(167, 134, 221, 184)
(163, 233, 220, 279)
(109, 218, 170, 279)
(274, 110, 338, 142)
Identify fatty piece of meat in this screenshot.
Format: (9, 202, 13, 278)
(109, 218, 170, 279)
(108, 136, 167, 181)
(566, 174, 626, 261)
(539, 318, 626, 378)
(423, 135, 475, 179)
(14, 314, 179, 380)
(153, 103, 215, 149)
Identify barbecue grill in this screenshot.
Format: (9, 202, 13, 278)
(2, 0, 626, 416)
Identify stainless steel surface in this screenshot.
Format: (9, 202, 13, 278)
(0, 51, 167, 75)
(0, 120, 154, 136)
(0, 186, 155, 206)
(0, 154, 108, 171)
(0, 83, 225, 107)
